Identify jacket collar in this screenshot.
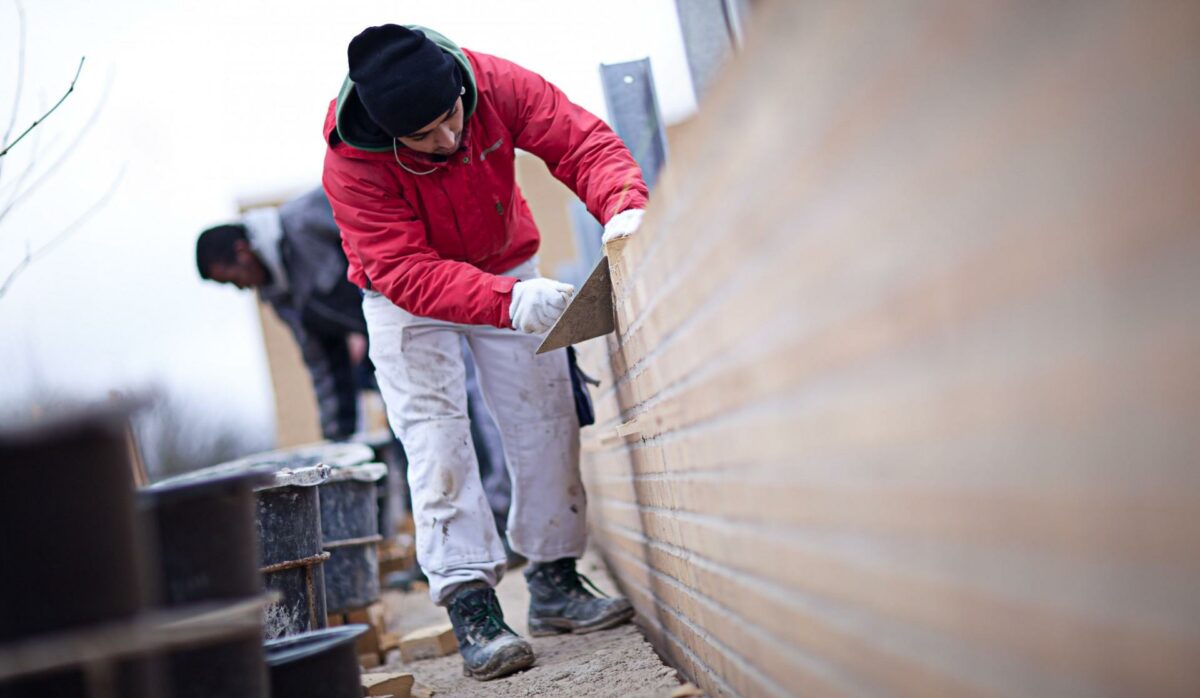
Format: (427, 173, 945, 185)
(242, 206, 289, 295)
(388, 120, 477, 174)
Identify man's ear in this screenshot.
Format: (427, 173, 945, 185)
(233, 239, 254, 262)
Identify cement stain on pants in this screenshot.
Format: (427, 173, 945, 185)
(363, 259, 586, 605)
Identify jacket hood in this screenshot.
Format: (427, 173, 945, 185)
(332, 26, 477, 152)
(242, 206, 289, 295)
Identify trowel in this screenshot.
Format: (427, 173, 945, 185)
(536, 254, 615, 354)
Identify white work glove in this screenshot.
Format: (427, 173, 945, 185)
(601, 208, 645, 244)
(509, 277, 575, 333)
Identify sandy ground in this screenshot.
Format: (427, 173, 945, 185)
(378, 549, 684, 697)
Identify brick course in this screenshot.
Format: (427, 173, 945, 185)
(576, 1, 1200, 695)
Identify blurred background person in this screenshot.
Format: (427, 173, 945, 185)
(195, 187, 520, 568)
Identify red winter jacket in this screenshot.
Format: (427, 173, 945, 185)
(322, 29, 648, 328)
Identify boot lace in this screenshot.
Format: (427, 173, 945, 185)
(462, 592, 519, 641)
(547, 559, 610, 600)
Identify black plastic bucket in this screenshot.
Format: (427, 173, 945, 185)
(0, 407, 163, 697)
(265, 625, 367, 698)
(320, 463, 387, 613)
(144, 470, 272, 604)
(142, 470, 273, 698)
(166, 443, 372, 640)
(256, 465, 330, 639)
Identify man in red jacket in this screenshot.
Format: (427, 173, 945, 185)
(322, 25, 648, 680)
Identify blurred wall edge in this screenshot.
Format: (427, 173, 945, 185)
(577, 0, 1200, 696)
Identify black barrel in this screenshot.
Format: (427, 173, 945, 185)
(144, 470, 271, 603)
(0, 407, 164, 698)
(265, 625, 367, 698)
(168, 443, 372, 640)
(256, 465, 331, 639)
(142, 470, 273, 698)
(320, 463, 387, 613)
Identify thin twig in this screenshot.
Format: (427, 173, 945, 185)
(0, 156, 36, 197)
(0, 66, 113, 225)
(0, 0, 27, 179)
(0, 164, 125, 300)
(1, 0, 27, 148)
(0, 56, 84, 159)
(0, 121, 51, 199)
(0, 101, 51, 208)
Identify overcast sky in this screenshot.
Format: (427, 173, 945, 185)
(0, 0, 697, 441)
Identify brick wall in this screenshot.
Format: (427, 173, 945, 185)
(577, 1, 1200, 696)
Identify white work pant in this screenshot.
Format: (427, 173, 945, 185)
(362, 260, 586, 605)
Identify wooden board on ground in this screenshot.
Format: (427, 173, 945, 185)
(362, 671, 414, 698)
(399, 622, 458, 662)
(359, 652, 381, 670)
(330, 600, 391, 665)
(378, 535, 416, 577)
(347, 601, 387, 627)
(380, 631, 400, 653)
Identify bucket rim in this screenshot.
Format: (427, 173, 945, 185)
(264, 624, 369, 666)
(154, 461, 332, 490)
(323, 461, 388, 483)
(141, 469, 275, 502)
(220, 442, 374, 471)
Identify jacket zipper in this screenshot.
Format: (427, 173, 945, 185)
(436, 176, 470, 258)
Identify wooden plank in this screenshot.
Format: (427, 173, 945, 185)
(380, 631, 400, 653)
(342, 601, 388, 657)
(399, 623, 458, 662)
(362, 672, 414, 698)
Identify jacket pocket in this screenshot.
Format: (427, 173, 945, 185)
(479, 137, 504, 161)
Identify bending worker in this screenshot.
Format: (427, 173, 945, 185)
(322, 25, 648, 680)
(195, 188, 516, 553)
(196, 187, 368, 441)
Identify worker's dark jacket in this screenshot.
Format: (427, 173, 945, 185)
(261, 188, 367, 440)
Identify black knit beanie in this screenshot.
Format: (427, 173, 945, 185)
(347, 25, 462, 138)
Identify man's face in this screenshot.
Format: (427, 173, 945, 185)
(207, 241, 267, 290)
(396, 97, 464, 156)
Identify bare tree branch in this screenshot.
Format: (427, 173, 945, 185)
(0, 156, 36, 197)
(0, 163, 125, 300)
(0, 0, 28, 177)
(0, 56, 84, 159)
(0, 118, 52, 199)
(0, 67, 112, 225)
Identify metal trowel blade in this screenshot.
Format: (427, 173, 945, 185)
(535, 256, 614, 354)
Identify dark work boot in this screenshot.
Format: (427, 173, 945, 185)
(524, 558, 635, 637)
(446, 583, 535, 680)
